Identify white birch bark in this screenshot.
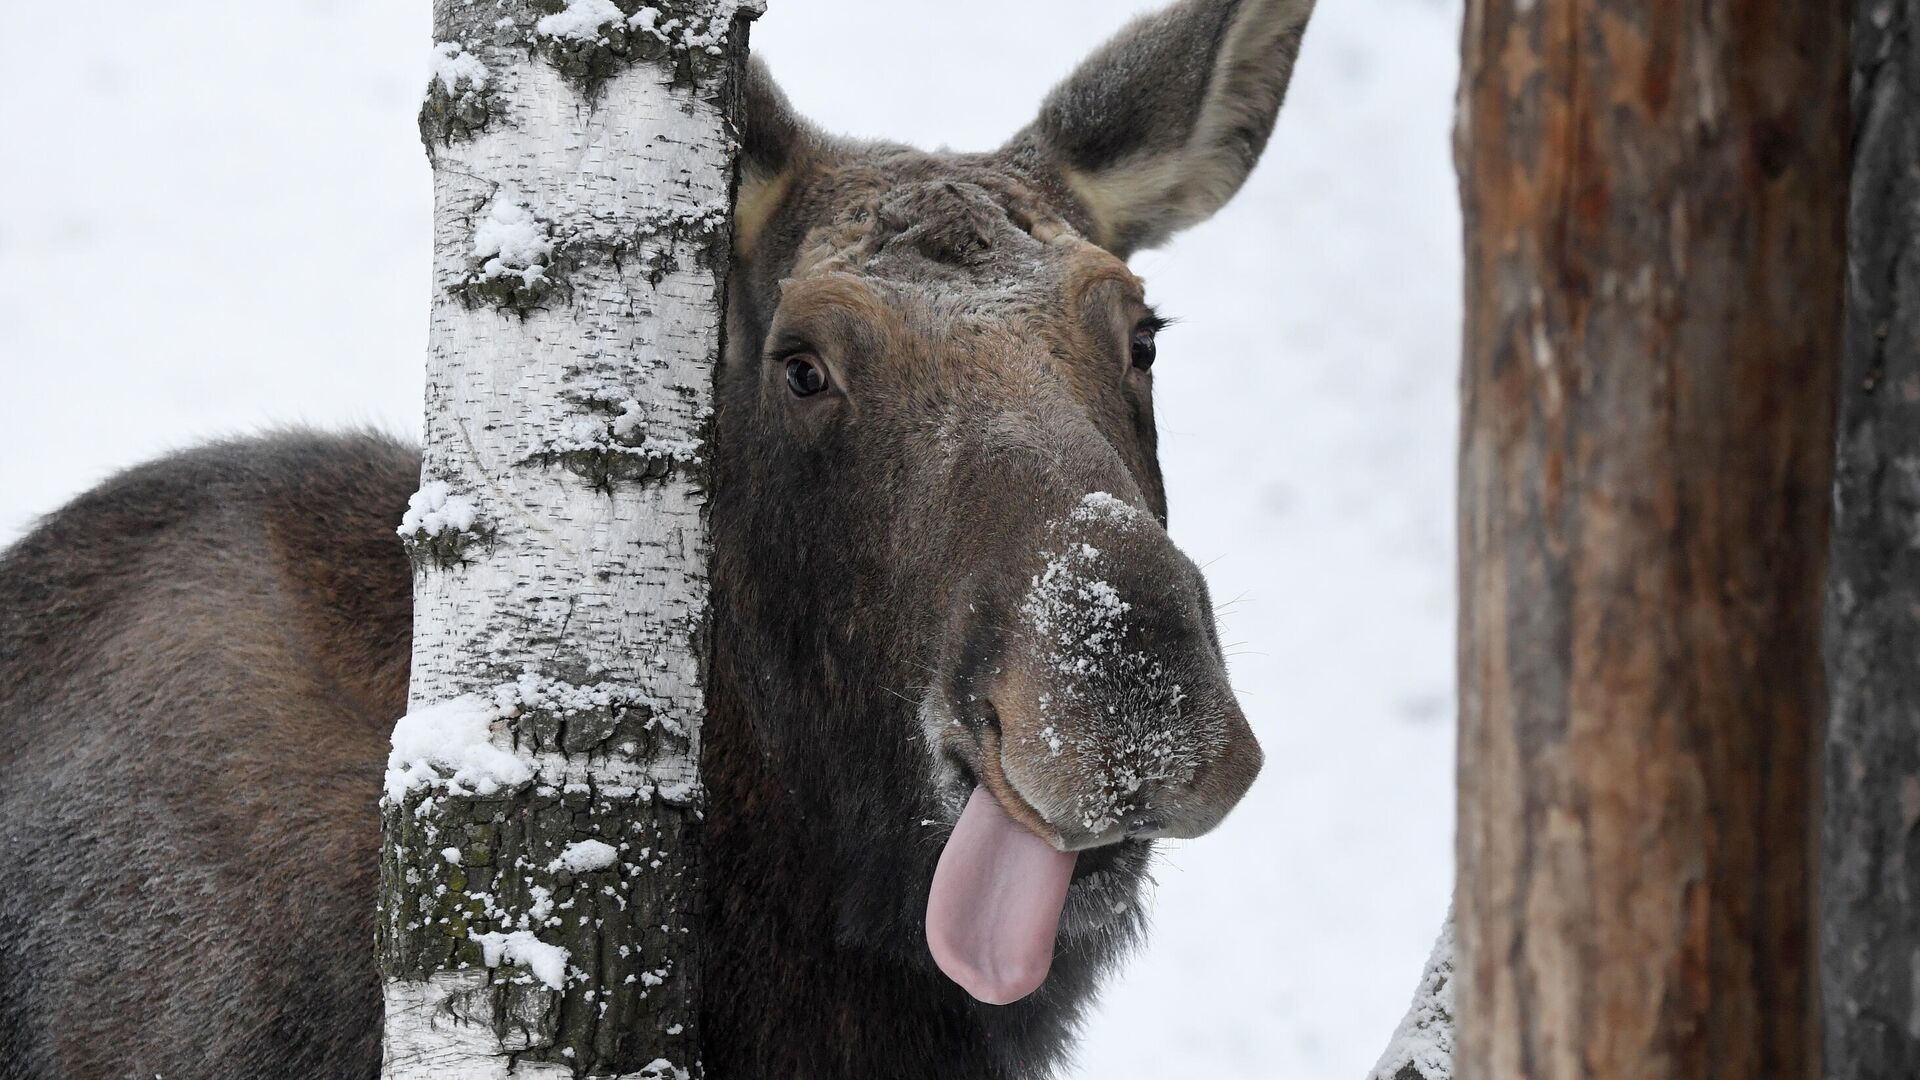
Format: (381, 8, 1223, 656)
(379, 2, 761, 1075)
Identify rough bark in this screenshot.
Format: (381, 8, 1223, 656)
(1824, 3, 1920, 1076)
(378, 2, 761, 1076)
(1454, 1, 1846, 1079)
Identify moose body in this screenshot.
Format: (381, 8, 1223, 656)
(0, 2, 1314, 1076)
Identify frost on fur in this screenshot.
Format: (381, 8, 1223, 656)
(1017, 494, 1207, 836)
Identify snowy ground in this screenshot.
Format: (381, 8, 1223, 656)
(0, 1, 1461, 1076)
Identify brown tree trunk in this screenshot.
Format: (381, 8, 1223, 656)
(1823, 3, 1920, 1076)
(1453, 2, 1847, 1078)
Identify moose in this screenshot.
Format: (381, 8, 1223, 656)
(0, 0, 1315, 1076)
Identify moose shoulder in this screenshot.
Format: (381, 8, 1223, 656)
(0, 1, 1314, 1076)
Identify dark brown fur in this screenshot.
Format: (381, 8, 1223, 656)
(0, 3, 1315, 1076)
(0, 434, 414, 1076)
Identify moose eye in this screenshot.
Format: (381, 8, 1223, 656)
(1129, 322, 1159, 371)
(785, 354, 829, 397)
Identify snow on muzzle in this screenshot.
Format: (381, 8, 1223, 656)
(924, 492, 1263, 1004)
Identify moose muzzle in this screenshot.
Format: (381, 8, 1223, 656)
(925, 488, 1262, 1005)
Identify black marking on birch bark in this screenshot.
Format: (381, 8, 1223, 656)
(402, 523, 498, 573)
(398, 478, 495, 571)
(522, 445, 686, 489)
(450, 243, 576, 318)
(448, 210, 726, 316)
(519, 393, 709, 492)
(419, 76, 495, 149)
(604, 207, 732, 287)
(529, 0, 739, 96)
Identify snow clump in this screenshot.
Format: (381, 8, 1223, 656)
(471, 929, 571, 990)
(535, 0, 626, 41)
(1071, 490, 1141, 526)
(428, 42, 488, 94)
(472, 197, 553, 286)
(551, 839, 620, 874)
(384, 695, 532, 802)
(397, 480, 479, 539)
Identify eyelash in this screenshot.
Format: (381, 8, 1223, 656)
(1131, 312, 1169, 372)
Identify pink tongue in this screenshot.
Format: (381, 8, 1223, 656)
(926, 786, 1077, 1005)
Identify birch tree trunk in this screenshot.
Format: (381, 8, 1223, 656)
(1824, 2, 1920, 1075)
(1453, 1, 1846, 1078)
(378, 2, 760, 1075)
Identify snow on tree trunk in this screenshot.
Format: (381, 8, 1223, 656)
(1824, 2, 1920, 1074)
(1368, 916, 1455, 1080)
(1454, 1, 1844, 1077)
(379, 2, 761, 1076)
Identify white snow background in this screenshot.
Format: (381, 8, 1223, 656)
(0, 1, 1460, 1076)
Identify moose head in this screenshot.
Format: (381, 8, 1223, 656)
(705, 0, 1315, 1020)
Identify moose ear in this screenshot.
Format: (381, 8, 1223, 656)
(1011, 0, 1316, 257)
(734, 58, 810, 254)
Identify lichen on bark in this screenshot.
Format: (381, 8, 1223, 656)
(379, 750, 701, 1071)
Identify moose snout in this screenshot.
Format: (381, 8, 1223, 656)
(937, 490, 1262, 852)
(989, 679, 1262, 851)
